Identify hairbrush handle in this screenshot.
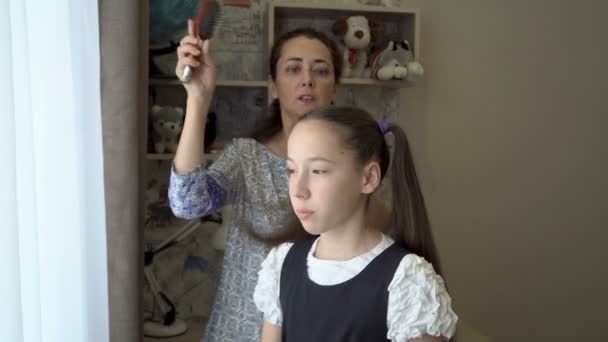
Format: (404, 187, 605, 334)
(182, 0, 221, 84)
(182, 65, 193, 83)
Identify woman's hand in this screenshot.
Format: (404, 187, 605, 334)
(175, 19, 217, 99)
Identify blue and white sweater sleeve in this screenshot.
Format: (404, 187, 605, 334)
(168, 140, 243, 220)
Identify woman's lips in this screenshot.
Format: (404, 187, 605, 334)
(298, 95, 315, 104)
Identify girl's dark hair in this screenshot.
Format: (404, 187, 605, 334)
(251, 28, 342, 142)
(261, 106, 443, 275)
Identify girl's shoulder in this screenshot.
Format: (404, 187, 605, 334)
(387, 254, 458, 340)
(272, 241, 295, 257)
(391, 253, 445, 290)
(261, 241, 295, 272)
(380, 234, 442, 286)
(254, 241, 295, 325)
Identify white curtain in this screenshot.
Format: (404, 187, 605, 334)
(0, 0, 109, 341)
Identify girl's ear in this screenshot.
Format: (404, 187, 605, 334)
(361, 161, 382, 194)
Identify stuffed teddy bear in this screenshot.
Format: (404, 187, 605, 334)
(150, 105, 184, 153)
(367, 40, 424, 81)
(332, 16, 383, 78)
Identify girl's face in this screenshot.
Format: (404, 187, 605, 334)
(287, 120, 380, 235)
(270, 37, 337, 122)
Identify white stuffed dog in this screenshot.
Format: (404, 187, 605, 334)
(368, 40, 424, 81)
(332, 16, 383, 78)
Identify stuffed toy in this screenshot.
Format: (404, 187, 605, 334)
(368, 40, 424, 81)
(150, 105, 184, 153)
(332, 16, 383, 78)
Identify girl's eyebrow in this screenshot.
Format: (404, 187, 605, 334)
(287, 157, 335, 163)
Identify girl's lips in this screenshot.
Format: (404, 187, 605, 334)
(295, 210, 314, 220)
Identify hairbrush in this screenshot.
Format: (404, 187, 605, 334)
(182, 0, 223, 83)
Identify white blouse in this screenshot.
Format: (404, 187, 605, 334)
(253, 234, 458, 341)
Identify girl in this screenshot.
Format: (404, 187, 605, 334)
(254, 107, 458, 341)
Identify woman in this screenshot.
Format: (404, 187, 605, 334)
(169, 20, 342, 341)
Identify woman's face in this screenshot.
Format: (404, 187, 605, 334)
(270, 36, 337, 123)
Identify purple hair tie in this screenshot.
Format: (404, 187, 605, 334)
(378, 118, 390, 135)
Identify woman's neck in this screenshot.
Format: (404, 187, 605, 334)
(263, 131, 287, 158)
(261, 111, 298, 158)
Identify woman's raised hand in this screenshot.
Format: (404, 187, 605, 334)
(175, 19, 218, 99)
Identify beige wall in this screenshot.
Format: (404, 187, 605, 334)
(398, 0, 607, 340)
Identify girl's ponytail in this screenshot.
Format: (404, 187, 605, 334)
(387, 124, 442, 275)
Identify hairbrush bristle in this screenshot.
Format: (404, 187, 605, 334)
(181, 0, 223, 83)
(195, 0, 223, 40)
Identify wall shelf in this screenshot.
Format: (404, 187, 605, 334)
(149, 78, 268, 88)
(340, 78, 412, 87)
(271, 1, 419, 15)
(269, 1, 421, 82)
(150, 77, 408, 88)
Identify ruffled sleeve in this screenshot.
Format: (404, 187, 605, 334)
(253, 242, 293, 326)
(387, 254, 458, 341)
